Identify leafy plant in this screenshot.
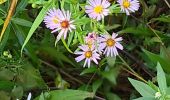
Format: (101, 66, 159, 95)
(0, 0, 170, 99)
(129, 63, 170, 100)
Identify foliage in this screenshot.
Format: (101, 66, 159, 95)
(129, 63, 170, 100)
(0, 0, 170, 100)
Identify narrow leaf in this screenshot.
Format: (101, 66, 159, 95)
(11, 18, 32, 27)
(143, 49, 170, 73)
(128, 78, 156, 97)
(157, 62, 167, 94)
(92, 79, 103, 93)
(80, 67, 98, 75)
(134, 97, 155, 100)
(0, 81, 15, 90)
(35, 89, 94, 100)
(21, 2, 52, 55)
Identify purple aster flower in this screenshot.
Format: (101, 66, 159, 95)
(85, 32, 98, 45)
(52, 9, 76, 42)
(44, 8, 76, 42)
(85, 0, 111, 21)
(99, 32, 123, 57)
(44, 8, 60, 30)
(75, 45, 100, 68)
(117, 0, 140, 15)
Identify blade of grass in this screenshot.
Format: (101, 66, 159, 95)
(21, 2, 52, 55)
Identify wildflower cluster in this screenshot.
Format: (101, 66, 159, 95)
(75, 32, 123, 68)
(43, 0, 140, 68)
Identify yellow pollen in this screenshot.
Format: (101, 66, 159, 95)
(123, 0, 130, 8)
(94, 5, 103, 14)
(106, 38, 115, 47)
(87, 43, 92, 49)
(53, 17, 58, 24)
(85, 51, 92, 58)
(86, 39, 93, 48)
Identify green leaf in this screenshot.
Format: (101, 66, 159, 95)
(0, 91, 10, 100)
(143, 49, 170, 73)
(105, 24, 121, 31)
(118, 26, 153, 36)
(21, 2, 52, 54)
(157, 62, 167, 94)
(11, 86, 23, 99)
(0, 6, 6, 15)
(101, 67, 120, 84)
(0, 81, 15, 90)
(38, 46, 76, 67)
(67, 32, 74, 47)
(0, 0, 7, 4)
(38, 92, 45, 100)
(75, 17, 90, 26)
(107, 56, 116, 67)
(92, 79, 103, 93)
(143, 5, 156, 18)
(166, 87, 170, 95)
(80, 67, 98, 75)
(11, 23, 39, 63)
(0, 69, 14, 80)
(134, 97, 155, 100)
(36, 89, 94, 100)
(106, 93, 121, 100)
(151, 16, 170, 23)
(149, 37, 162, 43)
(15, 0, 28, 14)
(0, 19, 4, 25)
(0, 25, 10, 52)
(37, 92, 50, 100)
(128, 78, 156, 97)
(109, 4, 121, 13)
(11, 18, 32, 27)
(17, 63, 46, 90)
(55, 73, 70, 89)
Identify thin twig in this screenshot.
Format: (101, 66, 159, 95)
(94, 95, 106, 100)
(121, 67, 148, 83)
(118, 55, 147, 83)
(40, 60, 105, 100)
(121, 50, 155, 77)
(85, 72, 96, 91)
(40, 59, 84, 85)
(164, 0, 170, 9)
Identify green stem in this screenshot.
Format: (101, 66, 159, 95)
(102, 17, 104, 25)
(118, 55, 147, 83)
(61, 38, 73, 54)
(60, 0, 65, 9)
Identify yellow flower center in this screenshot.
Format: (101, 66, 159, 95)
(94, 5, 103, 14)
(123, 0, 130, 8)
(52, 17, 58, 24)
(106, 38, 115, 47)
(87, 42, 92, 48)
(61, 20, 69, 28)
(85, 51, 92, 58)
